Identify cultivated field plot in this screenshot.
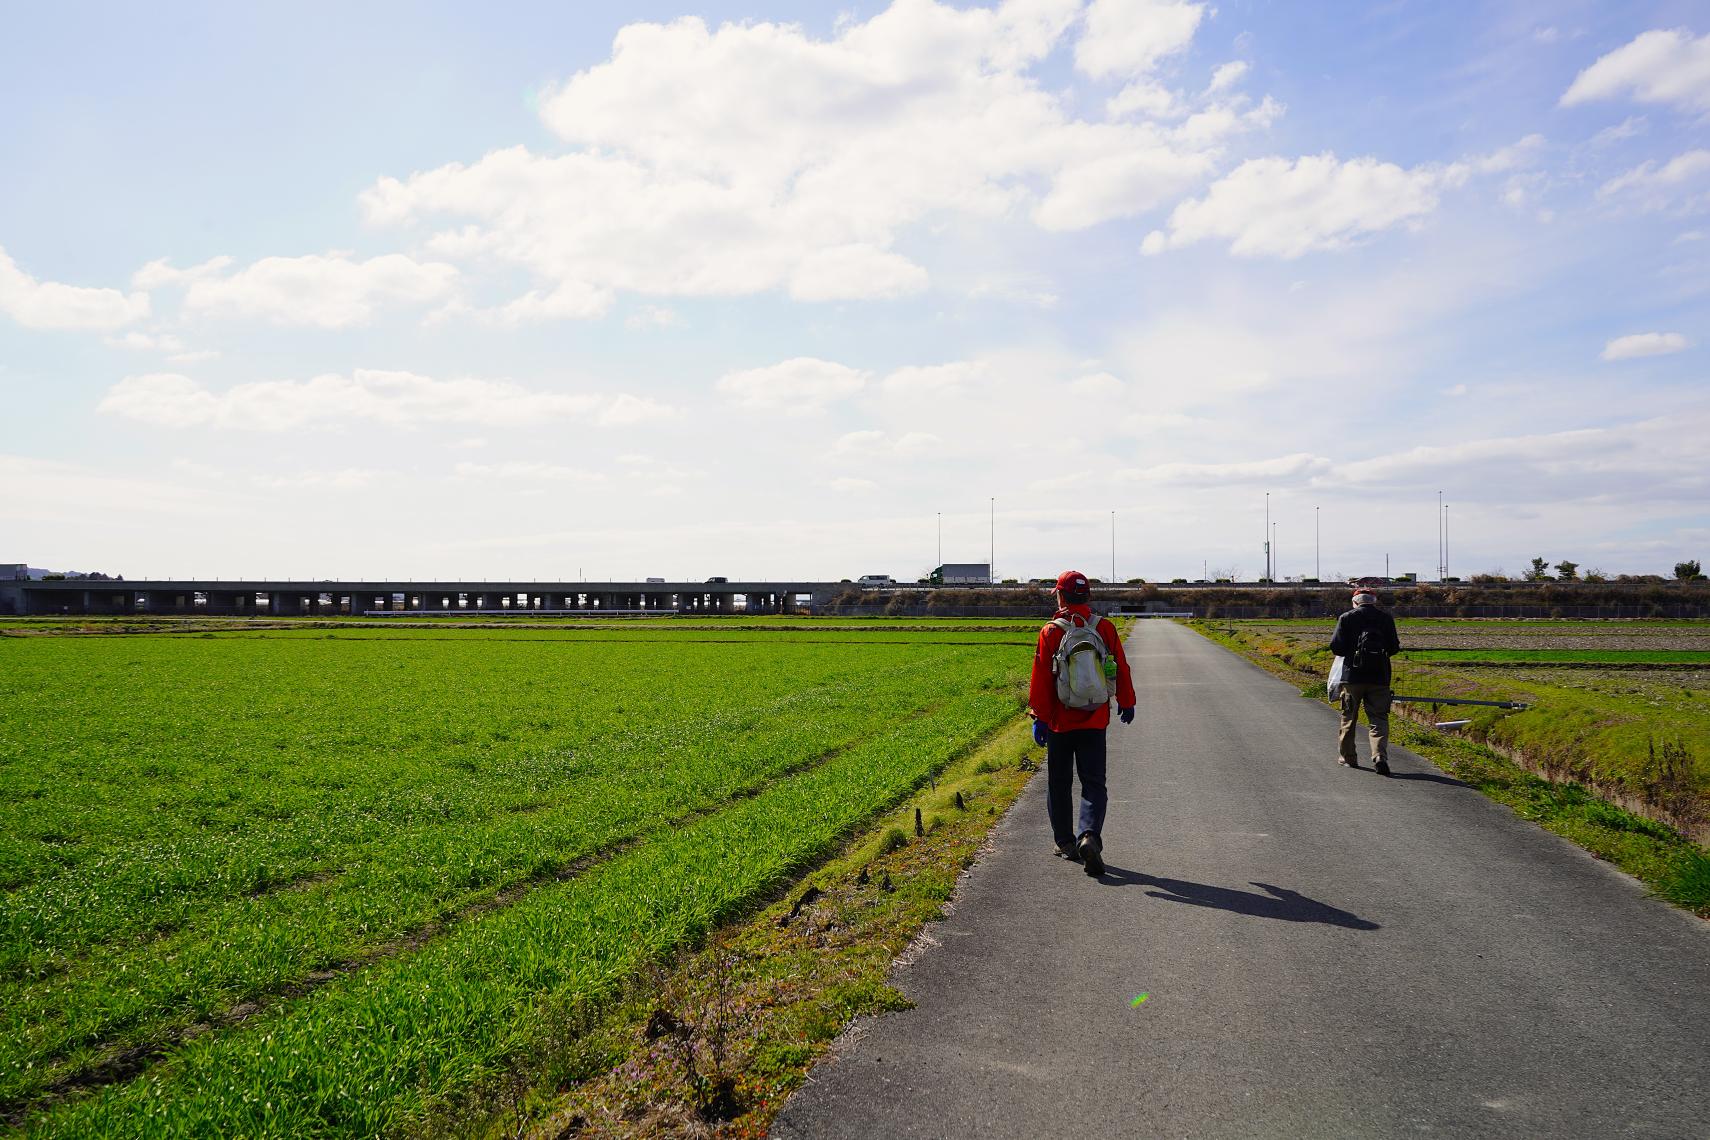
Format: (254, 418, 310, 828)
(1197, 619, 1710, 826)
(0, 623, 1033, 1136)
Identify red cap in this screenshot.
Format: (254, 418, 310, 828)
(1054, 569, 1090, 594)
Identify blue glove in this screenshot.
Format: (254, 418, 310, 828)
(1031, 721, 1049, 746)
(1118, 706, 1135, 725)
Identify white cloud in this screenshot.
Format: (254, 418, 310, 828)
(1206, 60, 1248, 94)
(453, 461, 607, 484)
(1597, 149, 1710, 207)
(832, 429, 887, 456)
(1034, 144, 1218, 231)
(0, 246, 149, 331)
(0, 454, 234, 522)
(1589, 116, 1648, 147)
(256, 468, 390, 490)
(830, 477, 878, 492)
(1470, 134, 1545, 174)
(487, 281, 612, 324)
(1328, 414, 1710, 503)
(103, 329, 219, 363)
(788, 244, 928, 301)
(968, 274, 1060, 308)
(599, 393, 680, 425)
(1601, 332, 1689, 361)
(1107, 80, 1179, 119)
(105, 330, 185, 352)
(891, 431, 943, 455)
(830, 427, 945, 457)
(881, 360, 986, 394)
(132, 256, 232, 290)
(1075, 0, 1204, 80)
(1071, 370, 1125, 397)
(625, 304, 681, 329)
(361, 2, 1265, 310)
(153, 252, 457, 327)
(1142, 153, 1467, 258)
(96, 369, 678, 430)
(1099, 409, 1710, 509)
(1561, 28, 1710, 114)
(1119, 452, 1331, 486)
(716, 357, 869, 414)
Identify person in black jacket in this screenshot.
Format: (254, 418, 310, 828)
(1329, 586, 1403, 774)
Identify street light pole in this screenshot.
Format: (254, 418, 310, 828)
(990, 497, 995, 581)
(1315, 506, 1320, 580)
(937, 512, 941, 571)
(1111, 510, 1116, 582)
(1437, 490, 1444, 581)
(1265, 491, 1271, 581)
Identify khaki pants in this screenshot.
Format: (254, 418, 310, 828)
(1338, 683, 1391, 763)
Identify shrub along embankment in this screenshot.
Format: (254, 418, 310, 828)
(1166, 580, 1710, 619)
(821, 581, 1710, 620)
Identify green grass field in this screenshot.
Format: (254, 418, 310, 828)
(0, 625, 1031, 1136)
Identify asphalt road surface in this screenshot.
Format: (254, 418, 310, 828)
(772, 619, 1710, 1139)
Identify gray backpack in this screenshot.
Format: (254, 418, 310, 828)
(1051, 613, 1114, 710)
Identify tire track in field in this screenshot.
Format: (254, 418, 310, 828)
(3, 690, 996, 1124)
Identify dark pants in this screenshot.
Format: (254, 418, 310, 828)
(1046, 728, 1108, 848)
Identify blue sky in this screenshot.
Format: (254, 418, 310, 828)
(2, 0, 1706, 582)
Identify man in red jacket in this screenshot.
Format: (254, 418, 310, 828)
(1029, 570, 1136, 876)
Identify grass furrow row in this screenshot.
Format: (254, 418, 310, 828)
(1, 640, 1015, 1112)
(25, 689, 1017, 1137)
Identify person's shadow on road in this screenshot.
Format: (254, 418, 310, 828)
(1383, 769, 1468, 788)
(1096, 866, 1380, 930)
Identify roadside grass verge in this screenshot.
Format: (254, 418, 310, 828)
(1402, 649, 1710, 666)
(1184, 621, 1710, 919)
(441, 719, 1044, 1140)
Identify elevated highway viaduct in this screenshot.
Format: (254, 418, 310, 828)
(0, 579, 837, 617)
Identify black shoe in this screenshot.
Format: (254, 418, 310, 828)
(1078, 832, 1104, 877)
(1054, 842, 1082, 862)
(1374, 758, 1391, 776)
(1338, 756, 1359, 769)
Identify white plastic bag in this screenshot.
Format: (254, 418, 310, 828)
(1327, 655, 1346, 700)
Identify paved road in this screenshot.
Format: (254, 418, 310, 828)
(772, 620, 1710, 1139)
